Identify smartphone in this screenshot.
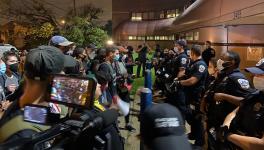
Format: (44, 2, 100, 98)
(48, 74, 97, 109)
(24, 105, 49, 124)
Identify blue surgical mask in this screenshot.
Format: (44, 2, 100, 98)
(0, 63, 6, 75)
(114, 54, 120, 61)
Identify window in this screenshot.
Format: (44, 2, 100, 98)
(169, 35, 175, 40)
(149, 12, 154, 20)
(186, 32, 194, 41)
(194, 32, 199, 41)
(147, 36, 154, 40)
(167, 10, 176, 18)
(166, 9, 180, 18)
(155, 36, 160, 40)
(128, 36, 137, 40)
(137, 36, 145, 41)
(143, 12, 148, 20)
(131, 13, 142, 21)
(159, 11, 165, 19)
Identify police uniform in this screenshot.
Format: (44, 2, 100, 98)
(172, 52, 188, 78)
(167, 52, 188, 118)
(207, 69, 256, 129)
(205, 69, 256, 149)
(185, 59, 208, 104)
(184, 59, 208, 146)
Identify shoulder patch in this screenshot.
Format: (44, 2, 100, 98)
(181, 58, 187, 64)
(199, 65, 206, 73)
(237, 79, 250, 89)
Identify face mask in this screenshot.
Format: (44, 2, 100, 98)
(114, 54, 120, 61)
(217, 59, 224, 71)
(88, 51, 96, 59)
(253, 76, 264, 91)
(0, 63, 6, 75)
(8, 63, 18, 73)
(174, 47, 178, 53)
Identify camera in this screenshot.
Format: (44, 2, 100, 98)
(0, 74, 124, 150)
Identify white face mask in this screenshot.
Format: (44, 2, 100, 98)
(253, 76, 264, 91)
(217, 59, 224, 71)
(174, 47, 178, 53)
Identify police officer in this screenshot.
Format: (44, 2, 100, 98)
(167, 40, 189, 119)
(175, 45, 208, 147)
(218, 59, 264, 149)
(204, 51, 256, 149)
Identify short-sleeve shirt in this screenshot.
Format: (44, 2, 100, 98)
(173, 52, 188, 77)
(98, 62, 117, 97)
(223, 69, 255, 97)
(185, 59, 208, 100)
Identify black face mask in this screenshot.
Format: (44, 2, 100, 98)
(8, 63, 18, 73)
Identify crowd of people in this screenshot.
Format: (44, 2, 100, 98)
(150, 39, 264, 150)
(0, 35, 139, 149)
(0, 35, 263, 150)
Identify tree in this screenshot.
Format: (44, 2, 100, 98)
(1, 0, 58, 26)
(61, 17, 108, 48)
(67, 3, 103, 23)
(24, 23, 55, 48)
(103, 20, 112, 36)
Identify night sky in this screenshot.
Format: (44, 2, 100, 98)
(0, 0, 112, 25)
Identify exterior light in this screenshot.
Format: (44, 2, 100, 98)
(107, 40, 114, 45)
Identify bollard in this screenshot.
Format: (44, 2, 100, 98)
(144, 69, 152, 89)
(140, 88, 152, 114)
(140, 88, 152, 150)
(146, 61, 152, 70)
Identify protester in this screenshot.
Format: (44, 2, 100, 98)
(0, 51, 21, 97)
(136, 43, 150, 78)
(202, 41, 215, 66)
(49, 35, 78, 74)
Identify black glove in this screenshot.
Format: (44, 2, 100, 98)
(216, 125, 230, 143)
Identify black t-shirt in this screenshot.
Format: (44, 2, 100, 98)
(138, 46, 148, 61)
(98, 62, 117, 97)
(202, 47, 215, 66)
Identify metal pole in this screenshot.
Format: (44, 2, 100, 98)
(140, 88, 152, 150)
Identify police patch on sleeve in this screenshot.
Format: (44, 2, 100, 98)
(237, 79, 250, 89)
(199, 65, 205, 73)
(181, 58, 187, 64)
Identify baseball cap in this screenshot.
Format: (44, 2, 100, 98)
(50, 36, 74, 47)
(245, 58, 264, 74)
(141, 103, 192, 150)
(24, 46, 75, 80)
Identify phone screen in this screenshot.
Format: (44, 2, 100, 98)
(49, 75, 96, 109)
(24, 105, 49, 124)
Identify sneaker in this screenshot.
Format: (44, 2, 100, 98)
(125, 124, 136, 132)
